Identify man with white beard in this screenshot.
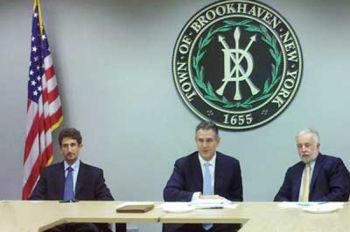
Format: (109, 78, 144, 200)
(274, 129, 350, 202)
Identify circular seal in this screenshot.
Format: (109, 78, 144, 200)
(172, 0, 303, 130)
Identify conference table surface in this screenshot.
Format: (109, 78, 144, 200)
(1, 201, 350, 232)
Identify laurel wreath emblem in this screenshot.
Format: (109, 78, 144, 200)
(193, 19, 282, 109)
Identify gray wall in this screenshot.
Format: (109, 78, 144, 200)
(0, 0, 350, 231)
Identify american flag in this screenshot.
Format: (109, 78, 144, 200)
(23, 0, 63, 200)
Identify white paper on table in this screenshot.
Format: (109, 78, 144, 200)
(159, 200, 239, 212)
(278, 202, 318, 209)
(302, 202, 344, 213)
(222, 203, 239, 209)
(277, 202, 344, 210)
(158, 202, 191, 209)
(158, 202, 195, 213)
(191, 199, 239, 209)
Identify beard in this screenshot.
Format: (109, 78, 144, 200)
(301, 149, 319, 164)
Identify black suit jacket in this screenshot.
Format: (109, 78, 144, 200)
(29, 161, 113, 200)
(274, 153, 350, 202)
(163, 151, 243, 201)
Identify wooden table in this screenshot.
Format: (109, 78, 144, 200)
(161, 202, 350, 232)
(1, 201, 350, 232)
(0, 201, 165, 232)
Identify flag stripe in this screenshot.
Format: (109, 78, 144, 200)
(25, 100, 37, 137)
(47, 86, 60, 104)
(47, 73, 57, 92)
(44, 52, 53, 66)
(24, 106, 39, 163)
(49, 94, 61, 113)
(45, 65, 55, 80)
(23, 150, 41, 199)
(50, 106, 63, 128)
(23, 135, 40, 182)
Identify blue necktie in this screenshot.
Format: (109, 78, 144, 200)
(64, 166, 74, 201)
(203, 163, 213, 230)
(203, 163, 213, 195)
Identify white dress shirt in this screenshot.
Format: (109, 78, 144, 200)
(191, 153, 217, 201)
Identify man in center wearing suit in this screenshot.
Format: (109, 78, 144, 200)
(163, 121, 243, 232)
(274, 129, 350, 202)
(29, 128, 123, 232)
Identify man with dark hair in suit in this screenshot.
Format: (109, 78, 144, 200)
(163, 121, 243, 232)
(274, 129, 350, 202)
(29, 127, 114, 232)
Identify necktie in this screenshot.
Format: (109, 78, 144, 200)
(64, 166, 74, 201)
(301, 164, 311, 202)
(203, 163, 213, 230)
(203, 163, 213, 195)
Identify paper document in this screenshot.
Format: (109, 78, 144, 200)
(302, 202, 344, 213)
(159, 200, 239, 212)
(159, 202, 195, 213)
(278, 202, 344, 210)
(191, 198, 238, 209)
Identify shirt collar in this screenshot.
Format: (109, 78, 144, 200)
(303, 159, 316, 171)
(198, 152, 216, 166)
(309, 159, 316, 170)
(64, 159, 80, 171)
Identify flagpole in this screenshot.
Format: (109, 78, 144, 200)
(35, 0, 44, 36)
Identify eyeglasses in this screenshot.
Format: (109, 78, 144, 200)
(61, 143, 78, 149)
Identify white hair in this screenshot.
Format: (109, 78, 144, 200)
(296, 129, 320, 144)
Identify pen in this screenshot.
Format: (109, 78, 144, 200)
(196, 206, 223, 209)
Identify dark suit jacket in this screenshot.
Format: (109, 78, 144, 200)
(29, 161, 113, 201)
(28, 161, 127, 232)
(163, 151, 243, 202)
(163, 152, 242, 232)
(274, 153, 350, 202)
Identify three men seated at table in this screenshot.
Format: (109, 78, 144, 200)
(28, 125, 350, 232)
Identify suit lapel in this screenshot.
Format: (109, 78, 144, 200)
(310, 153, 323, 196)
(214, 153, 223, 194)
(75, 162, 85, 197)
(293, 162, 304, 201)
(57, 162, 66, 199)
(192, 154, 203, 192)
